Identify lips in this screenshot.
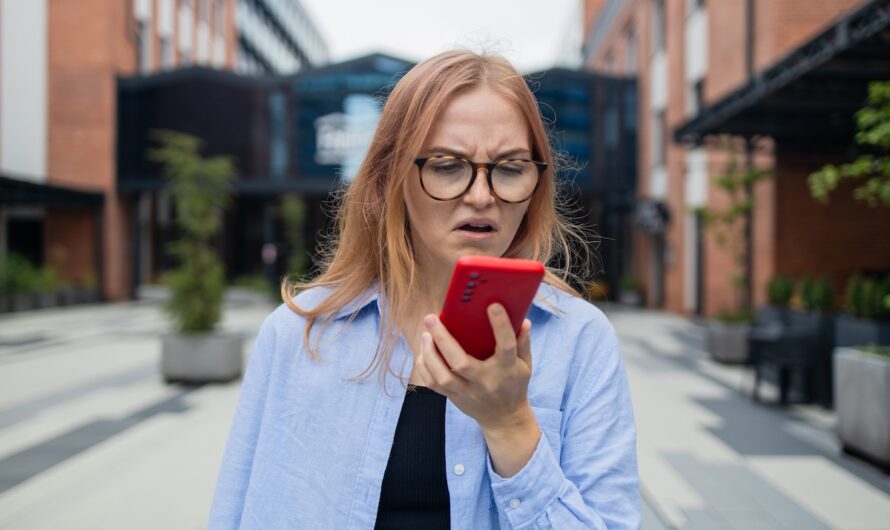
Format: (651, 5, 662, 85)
(453, 218, 498, 233)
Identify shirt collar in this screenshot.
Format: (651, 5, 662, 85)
(330, 282, 562, 320)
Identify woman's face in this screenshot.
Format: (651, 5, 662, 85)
(403, 85, 534, 281)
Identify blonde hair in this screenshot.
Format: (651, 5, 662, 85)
(282, 49, 591, 388)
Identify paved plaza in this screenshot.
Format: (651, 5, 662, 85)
(0, 294, 888, 529)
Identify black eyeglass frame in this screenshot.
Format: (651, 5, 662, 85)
(413, 155, 547, 203)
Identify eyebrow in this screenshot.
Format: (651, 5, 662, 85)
(424, 146, 532, 159)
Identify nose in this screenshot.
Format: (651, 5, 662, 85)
(462, 167, 496, 207)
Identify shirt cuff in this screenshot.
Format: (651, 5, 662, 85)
(487, 429, 565, 528)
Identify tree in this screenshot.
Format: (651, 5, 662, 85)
(149, 130, 234, 333)
(691, 135, 772, 317)
(809, 81, 890, 207)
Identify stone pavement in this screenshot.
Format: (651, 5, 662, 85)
(0, 296, 887, 529)
(610, 306, 890, 529)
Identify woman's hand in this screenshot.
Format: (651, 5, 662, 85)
(413, 303, 541, 477)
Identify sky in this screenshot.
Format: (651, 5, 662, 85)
(299, 0, 583, 73)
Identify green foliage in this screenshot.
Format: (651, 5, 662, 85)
(714, 309, 754, 324)
(280, 193, 310, 277)
(860, 344, 890, 358)
(620, 275, 639, 292)
(845, 273, 890, 320)
(809, 81, 890, 207)
(150, 130, 234, 333)
(766, 275, 794, 306)
(693, 136, 773, 313)
(0, 254, 65, 294)
(799, 275, 835, 312)
(0, 254, 39, 294)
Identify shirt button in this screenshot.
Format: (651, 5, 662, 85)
(509, 498, 521, 509)
(453, 464, 465, 476)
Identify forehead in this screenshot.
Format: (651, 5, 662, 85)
(423, 85, 531, 154)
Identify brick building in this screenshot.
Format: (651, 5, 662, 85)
(0, 0, 327, 301)
(583, 0, 890, 315)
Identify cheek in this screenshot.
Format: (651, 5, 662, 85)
(504, 205, 530, 237)
(404, 180, 444, 241)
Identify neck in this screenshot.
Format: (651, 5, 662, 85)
(413, 253, 452, 319)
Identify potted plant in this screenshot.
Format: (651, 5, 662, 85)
(758, 275, 794, 325)
(618, 275, 642, 306)
(2, 254, 40, 312)
(836, 274, 890, 347)
(151, 130, 242, 384)
(788, 276, 837, 406)
(835, 343, 890, 471)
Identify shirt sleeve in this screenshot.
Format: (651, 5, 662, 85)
(486, 329, 640, 529)
(206, 313, 278, 530)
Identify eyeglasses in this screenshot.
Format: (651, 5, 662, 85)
(414, 155, 546, 203)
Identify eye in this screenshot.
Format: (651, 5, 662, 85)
(428, 158, 465, 174)
(495, 162, 526, 176)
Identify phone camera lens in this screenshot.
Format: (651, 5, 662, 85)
(469, 272, 480, 279)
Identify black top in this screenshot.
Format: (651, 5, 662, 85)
(374, 385, 451, 530)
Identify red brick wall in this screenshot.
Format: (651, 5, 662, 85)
(775, 149, 890, 299)
(48, 0, 136, 300)
(706, 0, 747, 103)
(755, 0, 866, 73)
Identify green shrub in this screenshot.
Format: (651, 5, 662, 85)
(800, 276, 835, 312)
(0, 254, 41, 294)
(766, 275, 794, 306)
(150, 130, 234, 333)
(846, 274, 890, 320)
(620, 275, 639, 293)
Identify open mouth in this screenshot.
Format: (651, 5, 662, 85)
(457, 223, 495, 233)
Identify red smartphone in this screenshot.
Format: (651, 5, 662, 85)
(439, 256, 545, 360)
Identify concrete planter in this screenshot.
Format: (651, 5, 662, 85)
(619, 290, 642, 306)
(12, 293, 36, 312)
(706, 321, 750, 364)
(835, 347, 890, 471)
(161, 333, 244, 384)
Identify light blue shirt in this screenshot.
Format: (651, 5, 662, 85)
(207, 283, 640, 529)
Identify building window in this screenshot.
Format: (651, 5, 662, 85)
(653, 111, 666, 167)
(137, 19, 152, 73)
(626, 25, 637, 73)
(652, 0, 666, 54)
(200, 0, 210, 22)
(605, 51, 615, 72)
(685, 0, 705, 15)
(693, 80, 704, 114)
(215, 0, 225, 35)
(160, 35, 174, 69)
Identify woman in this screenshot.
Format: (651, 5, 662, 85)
(208, 50, 639, 530)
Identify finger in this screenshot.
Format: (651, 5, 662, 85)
(422, 331, 469, 393)
(424, 314, 482, 380)
(412, 351, 434, 388)
(516, 319, 533, 371)
(487, 304, 519, 365)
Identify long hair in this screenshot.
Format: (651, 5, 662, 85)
(282, 49, 591, 388)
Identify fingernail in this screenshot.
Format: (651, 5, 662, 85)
(489, 304, 504, 316)
(424, 314, 437, 329)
